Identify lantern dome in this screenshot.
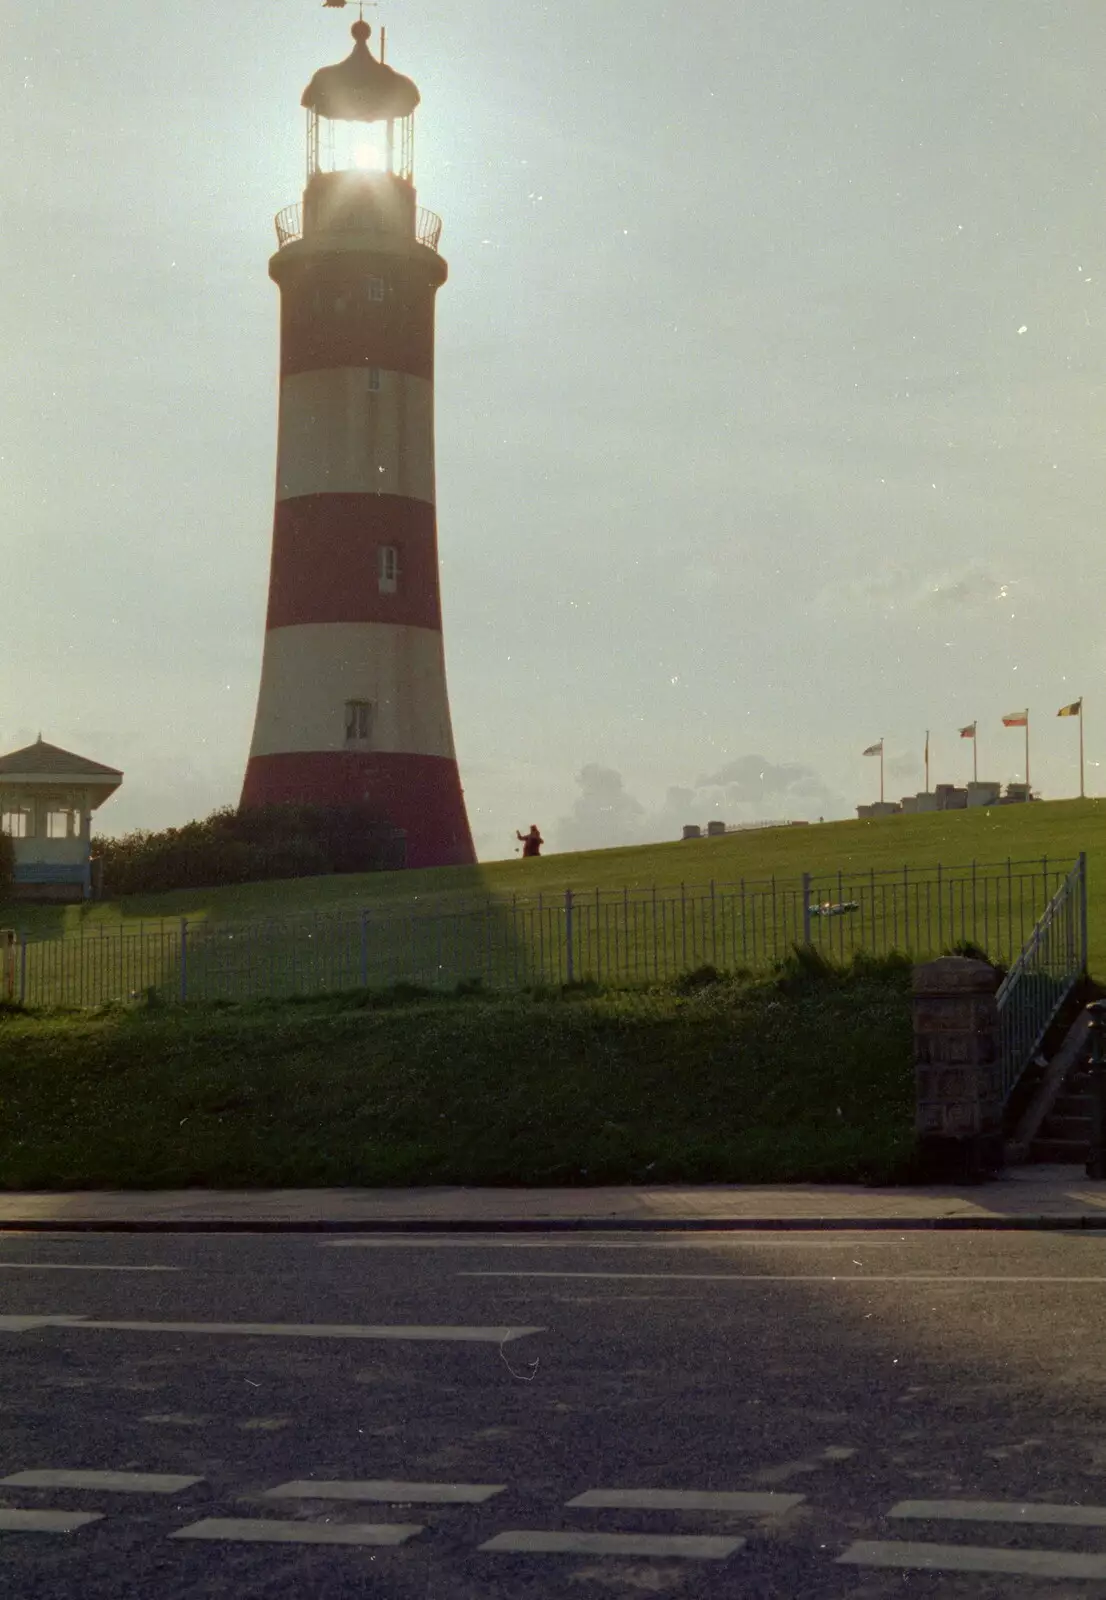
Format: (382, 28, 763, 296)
(301, 22, 420, 124)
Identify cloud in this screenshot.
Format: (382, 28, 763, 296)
(885, 753, 922, 783)
(555, 764, 647, 852)
(695, 754, 836, 808)
(817, 561, 1011, 617)
(921, 565, 1008, 610)
(555, 756, 844, 852)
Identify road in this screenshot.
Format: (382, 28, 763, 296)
(4, 1227, 1106, 1595)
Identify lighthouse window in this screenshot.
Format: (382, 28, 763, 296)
(368, 366, 382, 393)
(345, 700, 375, 746)
(367, 275, 385, 302)
(379, 545, 398, 594)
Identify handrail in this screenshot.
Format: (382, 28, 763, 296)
(996, 853, 1087, 1104)
(272, 202, 443, 254)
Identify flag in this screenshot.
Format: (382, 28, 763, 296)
(1058, 699, 1083, 717)
(1002, 710, 1028, 728)
(959, 722, 976, 739)
(862, 741, 883, 757)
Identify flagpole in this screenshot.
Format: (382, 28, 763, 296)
(880, 739, 885, 804)
(925, 731, 929, 795)
(973, 725, 978, 784)
(1080, 699, 1086, 800)
(1025, 711, 1030, 792)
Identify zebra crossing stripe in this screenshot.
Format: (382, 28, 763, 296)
(2, 1471, 201, 1494)
(479, 1530, 745, 1559)
(263, 1480, 504, 1504)
(171, 1518, 423, 1547)
(567, 1489, 804, 1513)
(891, 1498, 1106, 1528)
(0, 1509, 103, 1534)
(838, 1540, 1106, 1579)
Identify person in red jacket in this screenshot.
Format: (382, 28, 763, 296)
(517, 824, 543, 858)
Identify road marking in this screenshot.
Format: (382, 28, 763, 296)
(891, 1498, 1106, 1527)
(460, 1271, 1106, 1285)
(838, 1539, 1106, 1579)
(479, 1530, 745, 1560)
(756, 1446, 858, 1484)
(0, 1315, 542, 1343)
(324, 1237, 893, 1251)
(0, 1316, 91, 1333)
(2, 1470, 201, 1494)
(567, 1489, 803, 1513)
(0, 1509, 104, 1534)
(171, 1518, 423, 1547)
(263, 1479, 505, 1505)
(0, 1263, 179, 1273)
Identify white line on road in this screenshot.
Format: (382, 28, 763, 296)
(838, 1539, 1106, 1579)
(0, 1263, 179, 1273)
(891, 1499, 1106, 1528)
(171, 1518, 423, 1547)
(567, 1489, 804, 1514)
(324, 1237, 893, 1250)
(0, 1509, 104, 1534)
(263, 1480, 505, 1505)
(2, 1471, 201, 1494)
(479, 1530, 745, 1560)
(0, 1317, 95, 1333)
(0, 1315, 543, 1343)
(459, 1271, 1106, 1285)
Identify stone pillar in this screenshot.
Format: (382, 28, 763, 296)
(913, 955, 1003, 1182)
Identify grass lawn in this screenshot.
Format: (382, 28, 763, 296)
(0, 961, 915, 1189)
(6, 798, 1105, 933)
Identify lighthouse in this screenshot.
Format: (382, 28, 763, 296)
(241, 15, 476, 870)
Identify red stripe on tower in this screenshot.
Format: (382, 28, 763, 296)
(240, 19, 476, 869)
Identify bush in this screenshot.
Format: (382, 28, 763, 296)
(94, 803, 405, 897)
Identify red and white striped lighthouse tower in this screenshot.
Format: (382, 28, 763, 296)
(241, 12, 476, 869)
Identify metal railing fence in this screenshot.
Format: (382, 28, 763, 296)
(996, 852, 1088, 1103)
(5, 856, 1079, 1009)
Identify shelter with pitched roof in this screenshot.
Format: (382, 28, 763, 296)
(0, 737, 123, 901)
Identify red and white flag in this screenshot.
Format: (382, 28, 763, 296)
(1002, 710, 1028, 728)
(959, 722, 976, 739)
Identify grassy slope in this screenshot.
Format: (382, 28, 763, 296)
(0, 967, 914, 1189)
(7, 797, 1106, 960)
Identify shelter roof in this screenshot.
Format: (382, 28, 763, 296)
(0, 737, 123, 783)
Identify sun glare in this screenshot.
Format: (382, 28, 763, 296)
(351, 139, 386, 172)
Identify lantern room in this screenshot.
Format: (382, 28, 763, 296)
(302, 19, 419, 181)
(293, 20, 422, 238)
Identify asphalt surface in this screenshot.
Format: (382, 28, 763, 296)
(5, 1229, 1106, 1597)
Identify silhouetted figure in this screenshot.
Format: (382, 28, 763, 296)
(517, 825, 543, 858)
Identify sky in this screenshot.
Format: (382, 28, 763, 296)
(3, 0, 1105, 859)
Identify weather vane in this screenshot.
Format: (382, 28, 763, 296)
(323, 0, 378, 19)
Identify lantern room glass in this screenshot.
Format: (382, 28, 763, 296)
(307, 110, 415, 184)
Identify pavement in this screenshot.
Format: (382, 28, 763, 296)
(2, 1165, 1106, 1230)
(7, 1226, 1106, 1596)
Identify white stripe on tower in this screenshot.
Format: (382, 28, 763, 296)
(249, 624, 456, 759)
(276, 369, 435, 504)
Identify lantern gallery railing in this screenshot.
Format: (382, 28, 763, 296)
(273, 202, 443, 253)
